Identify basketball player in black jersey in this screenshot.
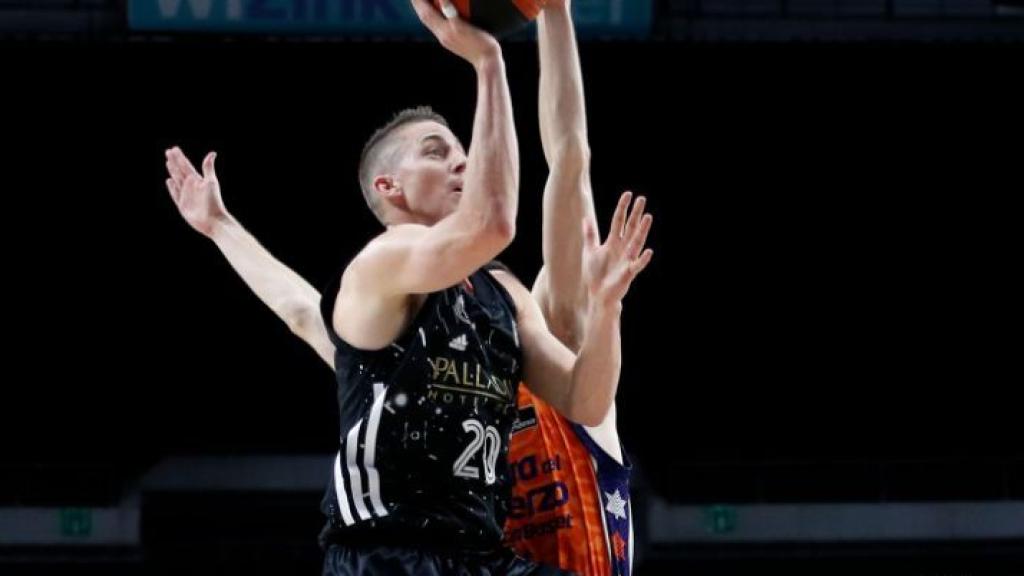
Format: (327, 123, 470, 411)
(161, 1, 652, 573)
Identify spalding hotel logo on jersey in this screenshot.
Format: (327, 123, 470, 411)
(425, 356, 514, 407)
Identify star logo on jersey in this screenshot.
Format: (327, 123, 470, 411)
(449, 334, 468, 352)
(605, 489, 628, 520)
(611, 531, 627, 562)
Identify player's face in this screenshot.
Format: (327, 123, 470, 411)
(393, 121, 467, 224)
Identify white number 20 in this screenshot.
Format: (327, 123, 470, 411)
(453, 419, 501, 485)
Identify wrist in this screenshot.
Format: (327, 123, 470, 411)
(473, 47, 504, 74)
(589, 298, 623, 320)
(208, 213, 239, 241)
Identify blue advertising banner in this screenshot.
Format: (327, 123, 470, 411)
(128, 0, 652, 38)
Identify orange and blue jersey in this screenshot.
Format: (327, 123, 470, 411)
(503, 386, 633, 576)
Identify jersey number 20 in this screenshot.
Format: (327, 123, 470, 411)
(453, 419, 501, 485)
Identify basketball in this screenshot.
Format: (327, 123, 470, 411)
(433, 0, 544, 38)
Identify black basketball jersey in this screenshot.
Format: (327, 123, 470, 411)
(318, 265, 522, 552)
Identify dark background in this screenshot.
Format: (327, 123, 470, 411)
(2, 8, 1023, 573)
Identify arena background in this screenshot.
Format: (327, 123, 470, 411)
(2, 1, 1023, 574)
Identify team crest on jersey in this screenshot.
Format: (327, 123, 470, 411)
(511, 405, 538, 435)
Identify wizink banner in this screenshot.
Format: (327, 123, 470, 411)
(128, 0, 652, 38)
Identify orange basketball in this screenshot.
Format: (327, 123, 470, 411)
(432, 0, 544, 38)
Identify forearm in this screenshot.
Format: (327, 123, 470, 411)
(210, 217, 322, 332)
(567, 302, 622, 426)
(538, 4, 588, 167)
(461, 53, 519, 234)
(538, 165, 594, 349)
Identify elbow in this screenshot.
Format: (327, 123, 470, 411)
(543, 303, 585, 352)
(489, 215, 515, 247)
(459, 211, 514, 265)
(476, 206, 516, 251)
(281, 300, 321, 339)
(549, 136, 591, 173)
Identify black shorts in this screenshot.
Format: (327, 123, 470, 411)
(322, 543, 575, 576)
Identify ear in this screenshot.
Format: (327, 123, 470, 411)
(374, 174, 408, 211)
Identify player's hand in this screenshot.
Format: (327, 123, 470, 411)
(164, 146, 231, 238)
(582, 192, 654, 309)
(411, 0, 502, 70)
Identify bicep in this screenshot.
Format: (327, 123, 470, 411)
(360, 219, 512, 297)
